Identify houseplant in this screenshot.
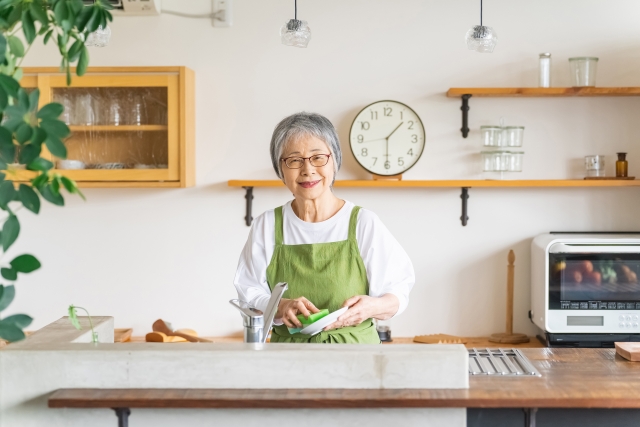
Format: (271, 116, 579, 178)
(0, 0, 113, 342)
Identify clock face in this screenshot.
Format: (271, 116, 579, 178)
(349, 100, 425, 176)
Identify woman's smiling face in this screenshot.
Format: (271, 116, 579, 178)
(281, 135, 335, 202)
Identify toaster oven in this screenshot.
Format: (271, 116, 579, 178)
(531, 233, 640, 347)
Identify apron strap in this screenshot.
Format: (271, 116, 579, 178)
(274, 206, 284, 246)
(348, 206, 361, 242)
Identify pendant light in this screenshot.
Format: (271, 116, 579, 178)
(85, 25, 111, 47)
(465, 0, 497, 53)
(280, 0, 311, 48)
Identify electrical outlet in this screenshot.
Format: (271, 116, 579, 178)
(212, 0, 232, 27)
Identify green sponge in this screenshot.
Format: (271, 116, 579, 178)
(297, 309, 329, 326)
(287, 309, 330, 334)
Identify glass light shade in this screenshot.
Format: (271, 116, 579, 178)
(86, 25, 111, 48)
(465, 25, 497, 53)
(280, 19, 311, 48)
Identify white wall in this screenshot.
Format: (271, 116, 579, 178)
(8, 0, 640, 338)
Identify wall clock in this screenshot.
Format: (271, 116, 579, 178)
(349, 100, 425, 177)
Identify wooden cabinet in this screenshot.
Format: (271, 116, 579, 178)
(18, 67, 195, 188)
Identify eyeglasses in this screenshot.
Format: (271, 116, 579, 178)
(281, 154, 331, 169)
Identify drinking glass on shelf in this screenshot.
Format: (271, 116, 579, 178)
(54, 92, 73, 125)
(128, 92, 144, 126)
(108, 100, 123, 126)
(585, 155, 605, 177)
(74, 92, 94, 126)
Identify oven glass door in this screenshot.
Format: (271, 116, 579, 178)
(549, 248, 640, 310)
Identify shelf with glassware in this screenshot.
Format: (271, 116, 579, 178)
(11, 67, 195, 188)
(446, 87, 640, 138)
(228, 179, 640, 227)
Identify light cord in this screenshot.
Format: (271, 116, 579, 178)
(480, 0, 483, 26)
(295, 0, 297, 20)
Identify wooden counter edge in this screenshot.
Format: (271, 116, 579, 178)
(48, 388, 640, 409)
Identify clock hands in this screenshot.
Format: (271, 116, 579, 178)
(386, 122, 404, 140)
(384, 122, 403, 160)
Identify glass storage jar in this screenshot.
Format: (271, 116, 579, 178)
(481, 151, 524, 173)
(503, 126, 524, 147)
(569, 57, 598, 87)
(481, 126, 503, 147)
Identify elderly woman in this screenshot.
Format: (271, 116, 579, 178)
(234, 112, 414, 344)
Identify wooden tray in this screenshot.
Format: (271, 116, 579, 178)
(615, 342, 640, 361)
(584, 177, 635, 180)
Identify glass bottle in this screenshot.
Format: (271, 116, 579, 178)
(539, 53, 551, 87)
(616, 152, 628, 178)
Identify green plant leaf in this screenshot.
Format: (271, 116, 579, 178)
(0, 75, 18, 100)
(0, 141, 14, 165)
(7, 35, 24, 58)
(0, 34, 7, 63)
(0, 87, 8, 110)
(68, 305, 81, 329)
(18, 184, 39, 214)
(1, 267, 16, 281)
(28, 89, 39, 112)
(30, 171, 48, 190)
(10, 254, 41, 273)
(15, 123, 33, 144)
(2, 214, 19, 251)
(30, 2, 49, 25)
(37, 102, 64, 120)
(2, 313, 32, 328)
(43, 29, 53, 45)
(17, 88, 29, 110)
(60, 175, 85, 200)
(76, 5, 92, 31)
(45, 135, 67, 158)
(0, 180, 16, 207)
(67, 38, 83, 62)
(0, 285, 15, 311)
(30, 126, 46, 145)
(41, 183, 64, 206)
(0, 320, 24, 342)
(27, 157, 53, 172)
(77, 45, 89, 76)
(19, 144, 41, 164)
(21, 9, 36, 44)
(54, 0, 68, 24)
(40, 119, 70, 139)
(86, 6, 100, 33)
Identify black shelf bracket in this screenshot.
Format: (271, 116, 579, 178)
(460, 94, 472, 138)
(243, 186, 254, 226)
(113, 408, 131, 427)
(523, 408, 538, 427)
(460, 187, 469, 226)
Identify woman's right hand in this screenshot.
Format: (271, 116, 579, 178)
(277, 297, 320, 328)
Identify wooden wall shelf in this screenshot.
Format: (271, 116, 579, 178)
(228, 179, 640, 227)
(228, 179, 640, 188)
(446, 87, 640, 137)
(447, 87, 640, 97)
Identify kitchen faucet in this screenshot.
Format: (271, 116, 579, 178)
(229, 282, 288, 343)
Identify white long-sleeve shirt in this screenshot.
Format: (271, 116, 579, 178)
(233, 200, 414, 318)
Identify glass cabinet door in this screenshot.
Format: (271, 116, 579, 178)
(45, 74, 179, 182)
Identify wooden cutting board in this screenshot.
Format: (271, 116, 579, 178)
(615, 342, 640, 361)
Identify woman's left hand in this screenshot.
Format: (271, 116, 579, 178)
(324, 293, 399, 331)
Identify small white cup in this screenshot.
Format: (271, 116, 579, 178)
(57, 160, 86, 170)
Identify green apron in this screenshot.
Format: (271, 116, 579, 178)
(266, 204, 380, 344)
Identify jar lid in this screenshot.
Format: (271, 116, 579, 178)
(539, 53, 551, 57)
(504, 126, 525, 129)
(569, 57, 599, 61)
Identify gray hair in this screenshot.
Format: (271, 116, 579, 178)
(270, 112, 342, 181)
